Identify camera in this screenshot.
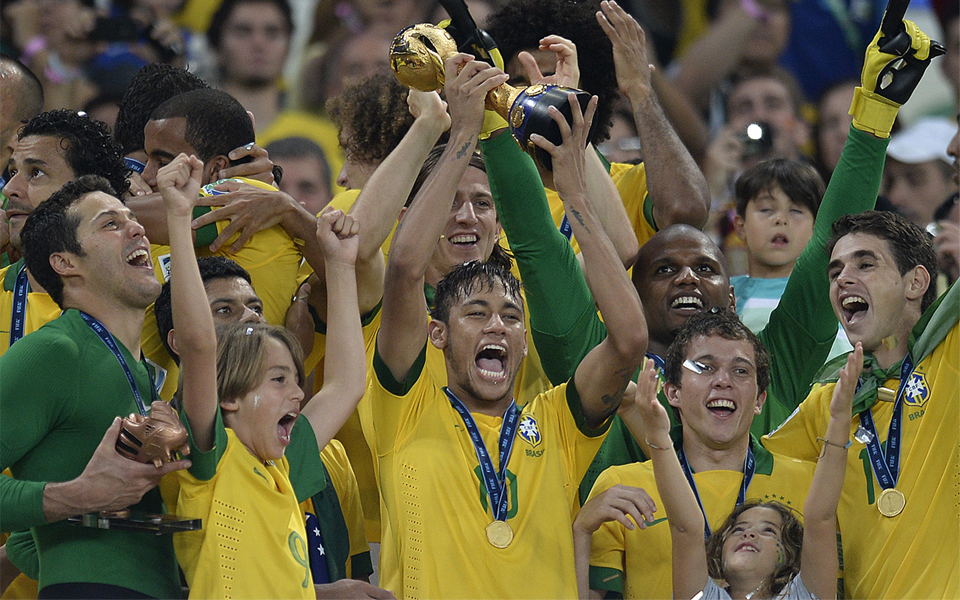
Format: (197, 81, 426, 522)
(740, 122, 773, 159)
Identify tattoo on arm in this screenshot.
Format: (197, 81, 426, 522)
(455, 138, 474, 160)
(599, 367, 634, 415)
(569, 207, 590, 234)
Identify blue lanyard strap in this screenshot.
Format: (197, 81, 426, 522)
(79, 311, 153, 416)
(558, 215, 573, 240)
(678, 443, 756, 539)
(444, 388, 520, 521)
(9, 265, 29, 346)
(645, 352, 666, 374)
(124, 157, 146, 174)
(857, 354, 913, 490)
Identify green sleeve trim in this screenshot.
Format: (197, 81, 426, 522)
(182, 407, 227, 480)
(288, 416, 327, 500)
(0, 477, 47, 531)
(349, 551, 374, 580)
(312, 459, 349, 581)
(642, 193, 657, 231)
(192, 206, 218, 248)
(372, 341, 426, 396)
(566, 378, 612, 437)
(310, 299, 382, 334)
(590, 565, 624, 594)
(3, 257, 25, 291)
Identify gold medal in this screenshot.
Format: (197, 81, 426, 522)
(877, 488, 905, 517)
(877, 387, 897, 402)
(486, 520, 514, 548)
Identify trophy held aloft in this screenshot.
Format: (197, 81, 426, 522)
(390, 23, 597, 171)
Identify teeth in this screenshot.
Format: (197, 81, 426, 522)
(478, 368, 505, 378)
(126, 248, 148, 263)
(449, 234, 478, 244)
(482, 344, 506, 353)
(707, 399, 735, 410)
(842, 296, 867, 308)
(671, 296, 703, 309)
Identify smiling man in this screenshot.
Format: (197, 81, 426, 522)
(764, 211, 958, 598)
(0, 175, 189, 598)
(581, 310, 814, 599)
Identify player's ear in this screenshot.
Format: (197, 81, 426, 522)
(664, 382, 681, 408)
(733, 213, 747, 241)
(205, 155, 230, 182)
(49, 252, 76, 277)
(754, 390, 767, 414)
(428, 320, 447, 349)
(220, 396, 240, 413)
(903, 264, 931, 304)
(167, 329, 179, 357)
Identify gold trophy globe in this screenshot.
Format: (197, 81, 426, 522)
(389, 23, 597, 171)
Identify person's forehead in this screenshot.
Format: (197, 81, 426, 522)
(226, 1, 285, 27)
(641, 228, 723, 266)
(687, 335, 755, 363)
(12, 135, 71, 169)
(72, 191, 126, 220)
(737, 505, 783, 525)
(455, 281, 521, 308)
(145, 117, 192, 152)
(830, 231, 894, 261)
(204, 275, 258, 300)
(730, 78, 790, 106)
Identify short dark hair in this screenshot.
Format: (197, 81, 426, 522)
(485, 0, 617, 144)
(726, 66, 807, 120)
(706, 500, 803, 596)
(664, 309, 771, 395)
(265, 136, 332, 189)
(734, 158, 824, 218)
(326, 73, 414, 164)
(431, 261, 523, 324)
(207, 0, 293, 50)
(155, 257, 254, 363)
(406, 144, 513, 272)
(114, 63, 208, 155)
(21, 175, 117, 307)
(19, 110, 130, 197)
(827, 210, 939, 312)
(0, 54, 44, 123)
(149, 88, 254, 163)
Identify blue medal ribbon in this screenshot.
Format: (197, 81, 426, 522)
(857, 354, 913, 491)
(558, 215, 573, 240)
(124, 157, 146, 174)
(677, 443, 756, 539)
(645, 352, 666, 374)
(444, 388, 520, 522)
(9, 265, 29, 346)
(79, 311, 155, 416)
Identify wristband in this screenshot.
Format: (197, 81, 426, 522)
(849, 87, 899, 138)
(645, 437, 673, 451)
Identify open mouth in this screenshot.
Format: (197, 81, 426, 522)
(125, 248, 151, 267)
(670, 295, 703, 313)
(448, 233, 479, 246)
(277, 412, 297, 445)
(841, 295, 869, 325)
(706, 398, 736, 416)
(475, 344, 507, 381)
(770, 233, 788, 247)
(735, 542, 759, 553)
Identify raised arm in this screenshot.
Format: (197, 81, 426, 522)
(801, 344, 861, 600)
(300, 207, 365, 450)
(377, 55, 507, 382)
(629, 360, 709, 600)
(534, 95, 647, 427)
(597, 0, 709, 230)
(157, 153, 218, 452)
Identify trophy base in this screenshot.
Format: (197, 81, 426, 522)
(508, 85, 599, 171)
(68, 511, 201, 535)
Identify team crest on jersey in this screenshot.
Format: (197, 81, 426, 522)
(518, 415, 541, 448)
(902, 371, 930, 408)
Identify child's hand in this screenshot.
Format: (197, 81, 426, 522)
(574, 484, 658, 535)
(157, 153, 203, 217)
(316, 206, 360, 267)
(831, 343, 863, 420)
(630, 358, 672, 449)
(529, 92, 597, 206)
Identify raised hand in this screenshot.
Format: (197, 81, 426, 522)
(576, 484, 658, 534)
(407, 89, 451, 133)
(157, 153, 203, 218)
(444, 53, 509, 138)
(218, 142, 277, 184)
(517, 35, 580, 89)
(630, 359, 672, 450)
(597, 0, 652, 104)
(831, 343, 863, 420)
(529, 92, 598, 204)
(316, 206, 360, 268)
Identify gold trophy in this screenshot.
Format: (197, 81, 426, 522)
(389, 1, 597, 171)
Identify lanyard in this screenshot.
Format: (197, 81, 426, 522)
(79, 311, 153, 416)
(645, 352, 666, 373)
(9, 265, 29, 346)
(857, 353, 913, 490)
(124, 157, 146, 174)
(678, 443, 756, 539)
(445, 388, 520, 521)
(559, 214, 573, 240)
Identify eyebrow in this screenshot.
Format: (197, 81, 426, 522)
(149, 148, 178, 161)
(828, 249, 881, 272)
(93, 208, 136, 222)
(690, 353, 755, 367)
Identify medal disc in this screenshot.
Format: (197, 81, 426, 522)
(877, 488, 905, 517)
(486, 520, 514, 548)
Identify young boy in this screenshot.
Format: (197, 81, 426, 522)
(732, 158, 851, 358)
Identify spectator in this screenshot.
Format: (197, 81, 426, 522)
(882, 117, 957, 228)
(266, 136, 334, 214)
